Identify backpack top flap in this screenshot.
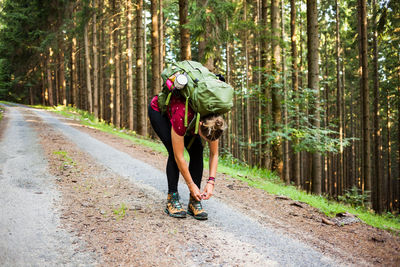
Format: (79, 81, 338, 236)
(159, 60, 234, 118)
(191, 77, 234, 116)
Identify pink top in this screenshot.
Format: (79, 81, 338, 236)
(151, 95, 195, 136)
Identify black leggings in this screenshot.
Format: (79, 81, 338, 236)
(148, 104, 204, 193)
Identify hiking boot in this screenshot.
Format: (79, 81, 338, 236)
(165, 192, 186, 218)
(187, 195, 208, 220)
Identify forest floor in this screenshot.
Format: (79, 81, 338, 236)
(1, 104, 399, 266)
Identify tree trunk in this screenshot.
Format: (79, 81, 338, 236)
(372, 0, 383, 213)
(92, 0, 99, 118)
(225, 17, 232, 158)
(84, 21, 93, 113)
(281, 0, 289, 184)
(40, 58, 46, 105)
(114, 2, 121, 128)
(358, 0, 371, 199)
(127, 0, 134, 130)
(159, 0, 164, 71)
(136, 0, 146, 135)
(143, 13, 148, 133)
(386, 93, 392, 210)
(55, 52, 59, 105)
(59, 38, 66, 106)
(335, 0, 344, 196)
(99, 0, 104, 120)
(151, 0, 161, 96)
(307, 0, 321, 194)
(72, 35, 78, 107)
(244, 0, 252, 166)
(290, 0, 301, 186)
(179, 0, 191, 60)
(46, 51, 54, 106)
(261, 0, 269, 168)
(109, 0, 115, 124)
(271, 0, 283, 176)
(398, 58, 400, 212)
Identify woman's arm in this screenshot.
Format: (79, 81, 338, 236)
(171, 128, 202, 201)
(202, 139, 219, 200)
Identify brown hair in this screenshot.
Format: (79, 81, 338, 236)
(200, 115, 227, 141)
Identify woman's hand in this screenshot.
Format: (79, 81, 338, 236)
(201, 182, 214, 200)
(188, 182, 202, 201)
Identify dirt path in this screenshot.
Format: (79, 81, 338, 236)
(1, 104, 399, 266)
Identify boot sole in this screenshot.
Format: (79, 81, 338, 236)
(187, 209, 208, 220)
(165, 208, 186, 218)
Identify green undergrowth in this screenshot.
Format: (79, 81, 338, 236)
(217, 156, 400, 233)
(0, 106, 4, 121)
(40, 105, 399, 233)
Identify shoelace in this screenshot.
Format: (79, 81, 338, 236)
(171, 198, 182, 209)
(192, 201, 203, 211)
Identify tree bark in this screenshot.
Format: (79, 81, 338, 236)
(358, 0, 371, 199)
(84, 21, 93, 113)
(46, 50, 54, 106)
(99, 0, 104, 120)
(71, 34, 78, 107)
(114, 1, 121, 128)
(92, 0, 99, 118)
(179, 0, 191, 60)
(261, 0, 269, 169)
(136, 0, 146, 135)
(159, 0, 164, 71)
(307, 0, 322, 194)
(271, 0, 283, 176)
(372, 0, 383, 213)
(335, 0, 344, 196)
(281, 0, 289, 184)
(59, 38, 66, 106)
(290, 0, 301, 186)
(127, 0, 134, 130)
(244, 0, 252, 166)
(151, 0, 161, 96)
(109, 0, 115, 124)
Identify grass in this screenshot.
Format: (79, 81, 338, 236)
(38, 105, 399, 233)
(53, 150, 76, 170)
(113, 203, 127, 220)
(0, 106, 4, 121)
(217, 156, 400, 233)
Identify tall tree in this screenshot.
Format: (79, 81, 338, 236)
(179, 0, 191, 60)
(92, 0, 99, 118)
(136, 0, 146, 135)
(127, 0, 134, 130)
(84, 18, 93, 113)
(372, 0, 383, 213)
(358, 0, 371, 198)
(151, 0, 161, 96)
(114, 1, 121, 128)
(59, 36, 66, 106)
(307, 0, 322, 194)
(260, 0, 270, 168)
(71, 35, 78, 107)
(46, 50, 54, 106)
(335, 0, 344, 195)
(290, 0, 301, 186)
(271, 0, 283, 176)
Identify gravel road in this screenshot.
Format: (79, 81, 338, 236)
(0, 104, 97, 266)
(0, 104, 339, 266)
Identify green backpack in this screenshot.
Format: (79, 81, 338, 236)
(158, 60, 234, 135)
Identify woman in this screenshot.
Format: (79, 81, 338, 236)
(148, 91, 226, 220)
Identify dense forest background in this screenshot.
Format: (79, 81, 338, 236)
(0, 0, 398, 214)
